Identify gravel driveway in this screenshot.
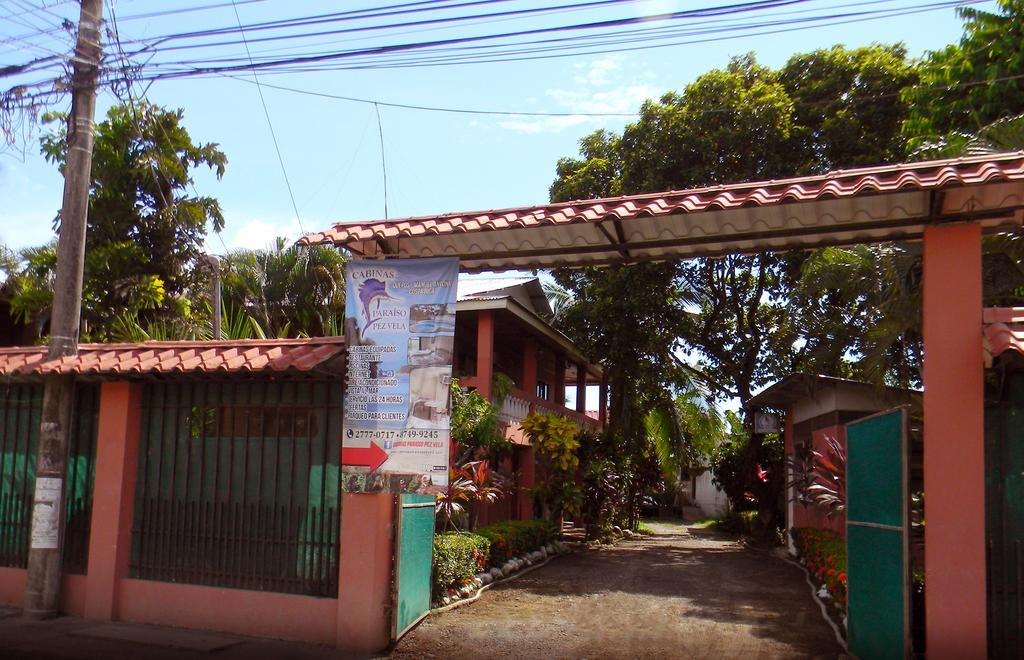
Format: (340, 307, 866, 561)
(392, 520, 843, 659)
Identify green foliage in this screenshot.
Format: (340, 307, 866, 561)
(709, 412, 784, 534)
(549, 129, 622, 201)
(521, 412, 579, 472)
(26, 102, 226, 339)
(793, 243, 923, 387)
(449, 377, 512, 464)
(221, 238, 347, 338)
(780, 44, 918, 172)
(432, 531, 490, 598)
(475, 519, 558, 565)
(904, 0, 1024, 148)
(521, 411, 583, 519)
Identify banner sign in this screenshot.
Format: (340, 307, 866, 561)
(342, 257, 458, 493)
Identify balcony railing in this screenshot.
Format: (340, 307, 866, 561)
(500, 387, 602, 432)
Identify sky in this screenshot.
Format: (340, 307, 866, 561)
(0, 0, 997, 255)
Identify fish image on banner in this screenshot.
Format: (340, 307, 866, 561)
(341, 258, 459, 493)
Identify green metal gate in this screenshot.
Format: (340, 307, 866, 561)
(392, 493, 435, 641)
(846, 407, 910, 660)
(986, 368, 1024, 656)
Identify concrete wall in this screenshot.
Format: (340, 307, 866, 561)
(693, 472, 729, 518)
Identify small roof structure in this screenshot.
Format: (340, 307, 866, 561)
(302, 153, 1024, 272)
(457, 275, 550, 316)
(747, 373, 918, 412)
(455, 276, 598, 376)
(0, 337, 345, 378)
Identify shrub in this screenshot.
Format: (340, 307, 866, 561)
(791, 527, 848, 608)
(476, 519, 558, 565)
(433, 531, 490, 598)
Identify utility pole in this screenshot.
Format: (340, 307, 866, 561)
(208, 254, 222, 339)
(23, 0, 103, 619)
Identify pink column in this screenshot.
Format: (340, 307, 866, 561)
(84, 382, 142, 620)
(336, 493, 395, 653)
(475, 312, 494, 401)
(922, 223, 986, 658)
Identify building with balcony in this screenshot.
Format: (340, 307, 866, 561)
(453, 276, 607, 523)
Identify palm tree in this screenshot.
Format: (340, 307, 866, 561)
(221, 238, 347, 338)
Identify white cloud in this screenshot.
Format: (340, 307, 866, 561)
(215, 216, 303, 252)
(498, 55, 657, 135)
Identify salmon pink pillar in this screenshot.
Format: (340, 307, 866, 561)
(476, 311, 495, 400)
(84, 382, 142, 620)
(337, 493, 395, 653)
(922, 223, 986, 658)
(522, 338, 537, 398)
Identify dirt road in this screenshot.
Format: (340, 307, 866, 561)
(392, 520, 843, 659)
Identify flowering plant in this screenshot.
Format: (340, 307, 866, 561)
(791, 527, 848, 609)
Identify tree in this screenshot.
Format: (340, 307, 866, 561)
(220, 238, 347, 338)
(549, 47, 919, 534)
(903, 0, 1024, 149)
(20, 101, 227, 340)
(780, 44, 918, 172)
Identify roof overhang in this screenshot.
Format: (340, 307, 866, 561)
(747, 373, 919, 410)
(302, 153, 1024, 272)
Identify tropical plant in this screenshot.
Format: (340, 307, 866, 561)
(28, 101, 227, 338)
(709, 411, 785, 537)
(462, 459, 507, 531)
(435, 464, 473, 531)
(221, 238, 347, 338)
(449, 376, 513, 465)
(903, 0, 1024, 150)
(520, 411, 583, 520)
(435, 458, 508, 531)
(791, 527, 848, 609)
(432, 531, 490, 600)
(787, 434, 847, 517)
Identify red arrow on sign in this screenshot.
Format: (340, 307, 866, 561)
(341, 442, 388, 472)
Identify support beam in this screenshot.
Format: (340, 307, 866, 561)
(599, 376, 608, 424)
(922, 223, 986, 658)
(575, 364, 587, 414)
(84, 382, 142, 620)
(475, 311, 494, 401)
(784, 407, 795, 554)
(554, 353, 566, 408)
(522, 338, 537, 400)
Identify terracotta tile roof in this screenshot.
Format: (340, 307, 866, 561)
(984, 308, 1024, 364)
(302, 153, 1024, 271)
(0, 337, 346, 377)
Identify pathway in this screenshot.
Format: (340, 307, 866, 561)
(392, 520, 843, 659)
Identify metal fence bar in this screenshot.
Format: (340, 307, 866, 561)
(128, 379, 341, 597)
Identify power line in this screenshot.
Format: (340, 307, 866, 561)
(229, 0, 304, 234)
(374, 103, 388, 220)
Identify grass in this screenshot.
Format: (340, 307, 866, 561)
(636, 521, 655, 535)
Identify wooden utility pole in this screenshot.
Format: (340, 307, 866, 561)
(23, 0, 103, 619)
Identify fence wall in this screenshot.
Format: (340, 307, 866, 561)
(0, 382, 99, 573)
(129, 379, 342, 597)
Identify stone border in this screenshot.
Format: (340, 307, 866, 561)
(430, 541, 571, 613)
